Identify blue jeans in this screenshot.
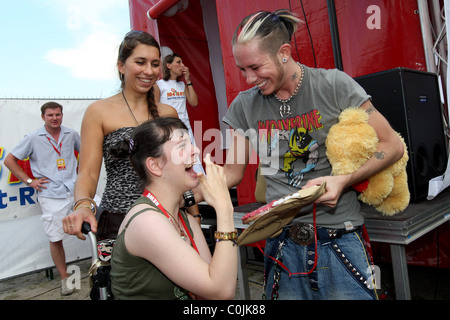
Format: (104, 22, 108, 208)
(263, 227, 378, 300)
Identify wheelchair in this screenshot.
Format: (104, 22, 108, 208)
(82, 222, 115, 300)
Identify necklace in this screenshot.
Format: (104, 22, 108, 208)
(166, 210, 187, 241)
(274, 62, 304, 118)
(142, 189, 199, 254)
(122, 91, 149, 125)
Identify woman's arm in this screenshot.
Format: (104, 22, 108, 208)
(157, 102, 179, 118)
(183, 66, 198, 107)
(63, 102, 105, 239)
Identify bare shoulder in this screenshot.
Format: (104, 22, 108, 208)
(86, 93, 136, 135)
(87, 94, 121, 114)
(119, 204, 162, 233)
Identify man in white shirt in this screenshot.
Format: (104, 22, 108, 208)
(4, 101, 80, 296)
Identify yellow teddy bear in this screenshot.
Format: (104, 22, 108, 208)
(326, 107, 410, 215)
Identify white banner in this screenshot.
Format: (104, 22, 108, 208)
(0, 98, 105, 280)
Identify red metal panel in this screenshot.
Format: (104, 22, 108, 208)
(147, 0, 182, 19)
(128, 0, 159, 36)
(336, 0, 426, 77)
(155, 0, 222, 146)
(130, 0, 222, 170)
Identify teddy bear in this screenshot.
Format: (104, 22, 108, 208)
(325, 107, 410, 215)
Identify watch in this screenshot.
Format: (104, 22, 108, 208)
(183, 190, 195, 207)
(186, 82, 193, 86)
(26, 178, 33, 186)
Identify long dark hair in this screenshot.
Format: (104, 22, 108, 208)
(162, 53, 181, 81)
(118, 30, 161, 120)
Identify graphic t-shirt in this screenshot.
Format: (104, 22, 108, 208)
(223, 65, 370, 229)
(157, 79, 191, 131)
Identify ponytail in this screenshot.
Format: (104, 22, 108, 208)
(232, 9, 302, 56)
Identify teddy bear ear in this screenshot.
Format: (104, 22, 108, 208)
(338, 107, 368, 124)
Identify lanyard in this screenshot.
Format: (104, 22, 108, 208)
(46, 136, 62, 157)
(143, 189, 199, 254)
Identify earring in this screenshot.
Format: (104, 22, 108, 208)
(282, 57, 288, 63)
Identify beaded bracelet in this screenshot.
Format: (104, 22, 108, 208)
(214, 230, 238, 246)
(72, 197, 97, 216)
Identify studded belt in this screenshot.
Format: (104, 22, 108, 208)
(287, 223, 360, 246)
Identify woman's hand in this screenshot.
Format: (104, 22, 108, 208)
(197, 154, 232, 213)
(182, 66, 190, 83)
(63, 208, 98, 240)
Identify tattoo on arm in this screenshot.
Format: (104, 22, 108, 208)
(374, 151, 385, 160)
(365, 103, 377, 115)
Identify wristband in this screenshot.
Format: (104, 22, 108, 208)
(186, 82, 193, 86)
(183, 190, 195, 207)
(214, 230, 238, 246)
(214, 230, 238, 240)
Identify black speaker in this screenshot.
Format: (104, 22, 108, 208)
(355, 68, 448, 201)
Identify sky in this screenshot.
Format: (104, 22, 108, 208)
(0, 0, 132, 99)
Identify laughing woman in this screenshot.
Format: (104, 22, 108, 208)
(110, 117, 237, 300)
(63, 31, 178, 240)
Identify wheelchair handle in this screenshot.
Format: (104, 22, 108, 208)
(81, 221, 92, 234)
(81, 221, 98, 261)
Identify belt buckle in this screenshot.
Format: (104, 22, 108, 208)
(288, 223, 314, 246)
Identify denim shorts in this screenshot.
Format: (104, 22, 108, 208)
(263, 226, 378, 300)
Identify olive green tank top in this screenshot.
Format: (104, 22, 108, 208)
(110, 196, 194, 300)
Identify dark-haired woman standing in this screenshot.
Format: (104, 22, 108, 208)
(63, 31, 178, 240)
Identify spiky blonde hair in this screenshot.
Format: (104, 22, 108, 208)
(232, 9, 302, 56)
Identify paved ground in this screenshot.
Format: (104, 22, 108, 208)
(0, 258, 265, 300)
(1, 253, 449, 300)
(0, 259, 92, 300)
